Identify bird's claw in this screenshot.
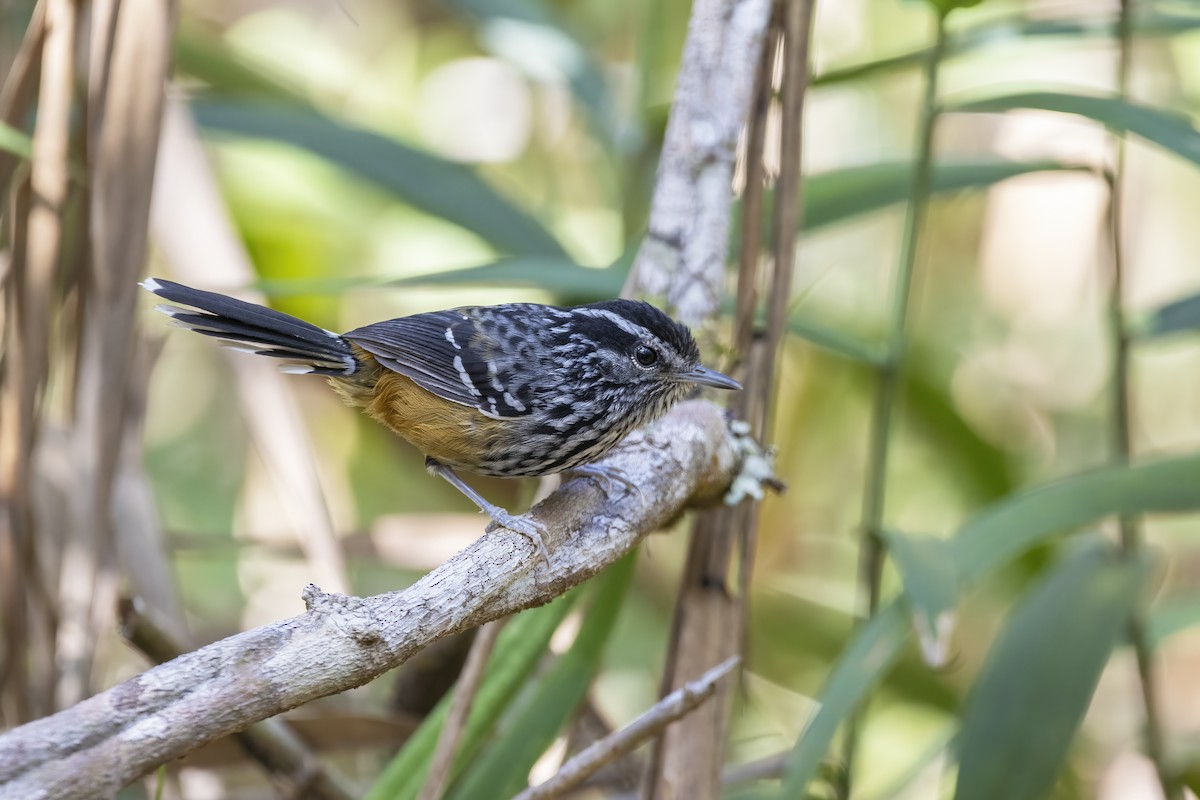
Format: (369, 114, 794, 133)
(486, 509, 550, 565)
(570, 463, 644, 503)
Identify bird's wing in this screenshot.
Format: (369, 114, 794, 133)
(343, 310, 532, 419)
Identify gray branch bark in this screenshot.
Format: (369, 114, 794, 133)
(627, 0, 773, 326)
(0, 400, 742, 800)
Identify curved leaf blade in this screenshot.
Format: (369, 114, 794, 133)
(190, 100, 568, 257)
(383, 256, 625, 300)
(0, 121, 33, 160)
(363, 591, 579, 800)
(786, 315, 885, 364)
(951, 92, 1200, 166)
(780, 452, 1200, 798)
(779, 603, 910, 799)
(1136, 291, 1200, 339)
(879, 529, 959, 668)
(813, 12, 1200, 88)
(447, 554, 636, 800)
(953, 541, 1149, 800)
(803, 159, 1085, 231)
(952, 453, 1200, 582)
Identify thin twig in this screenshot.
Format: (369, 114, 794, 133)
(731, 17, 777, 363)
(841, 11, 948, 797)
(516, 657, 739, 800)
(1108, 2, 1180, 797)
(417, 619, 508, 800)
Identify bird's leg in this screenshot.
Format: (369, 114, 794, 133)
(426, 458, 549, 564)
(569, 463, 644, 503)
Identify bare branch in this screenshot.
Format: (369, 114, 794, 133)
(514, 657, 739, 800)
(625, 0, 773, 326)
(0, 399, 742, 800)
(118, 597, 359, 800)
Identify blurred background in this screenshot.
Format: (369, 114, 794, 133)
(3, 0, 1200, 798)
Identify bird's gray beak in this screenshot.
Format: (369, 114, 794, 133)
(679, 365, 742, 390)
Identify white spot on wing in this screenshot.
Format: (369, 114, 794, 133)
(216, 341, 261, 354)
(445, 327, 461, 350)
(503, 392, 526, 412)
(453, 355, 482, 397)
(139, 278, 162, 293)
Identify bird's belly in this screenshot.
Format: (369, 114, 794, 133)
(359, 371, 505, 472)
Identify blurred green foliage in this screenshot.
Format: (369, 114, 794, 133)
(133, 0, 1200, 797)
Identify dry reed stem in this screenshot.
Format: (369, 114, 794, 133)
(417, 619, 508, 800)
(57, 0, 175, 708)
(149, 97, 350, 594)
(643, 1, 811, 797)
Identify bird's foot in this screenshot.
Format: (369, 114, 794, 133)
(485, 508, 550, 565)
(570, 463, 644, 503)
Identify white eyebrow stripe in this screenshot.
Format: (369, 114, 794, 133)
(575, 308, 650, 339)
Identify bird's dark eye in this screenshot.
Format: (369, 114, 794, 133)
(634, 345, 658, 367)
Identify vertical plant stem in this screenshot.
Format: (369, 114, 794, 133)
(839, 12, 947, 797)
(1108, 2, 1180, 797)
(418, 619, 507, 800)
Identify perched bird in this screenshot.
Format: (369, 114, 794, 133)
(141, 278, 740, 560)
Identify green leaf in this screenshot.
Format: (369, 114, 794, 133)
(173, 24, 306, 105)
(779, 603, 910, 799)
(1135, 292, 1200, 339)
(786, 315, 886, 365)
(803, 159, 1084, 232)
(1147, 597, 1200, 647)
(190, 100, 568, 257)
(778, 451, 1200, 798)
(953, 541, 1149, 800)
(384, 256, 626, 301)
(448, 554, 636, 799)
(879, 529, 959, 668)
(951, 453, 1200, 583)
(951, 93, 1200, 166)
(251, 257, 625, 304)
(363, 591, 579, 800)
(813, 12, 1200, 88)
(750, 590, 958, 714)
(0, 121, 32, 161)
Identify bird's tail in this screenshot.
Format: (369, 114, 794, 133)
(140, 277, 358, 376)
